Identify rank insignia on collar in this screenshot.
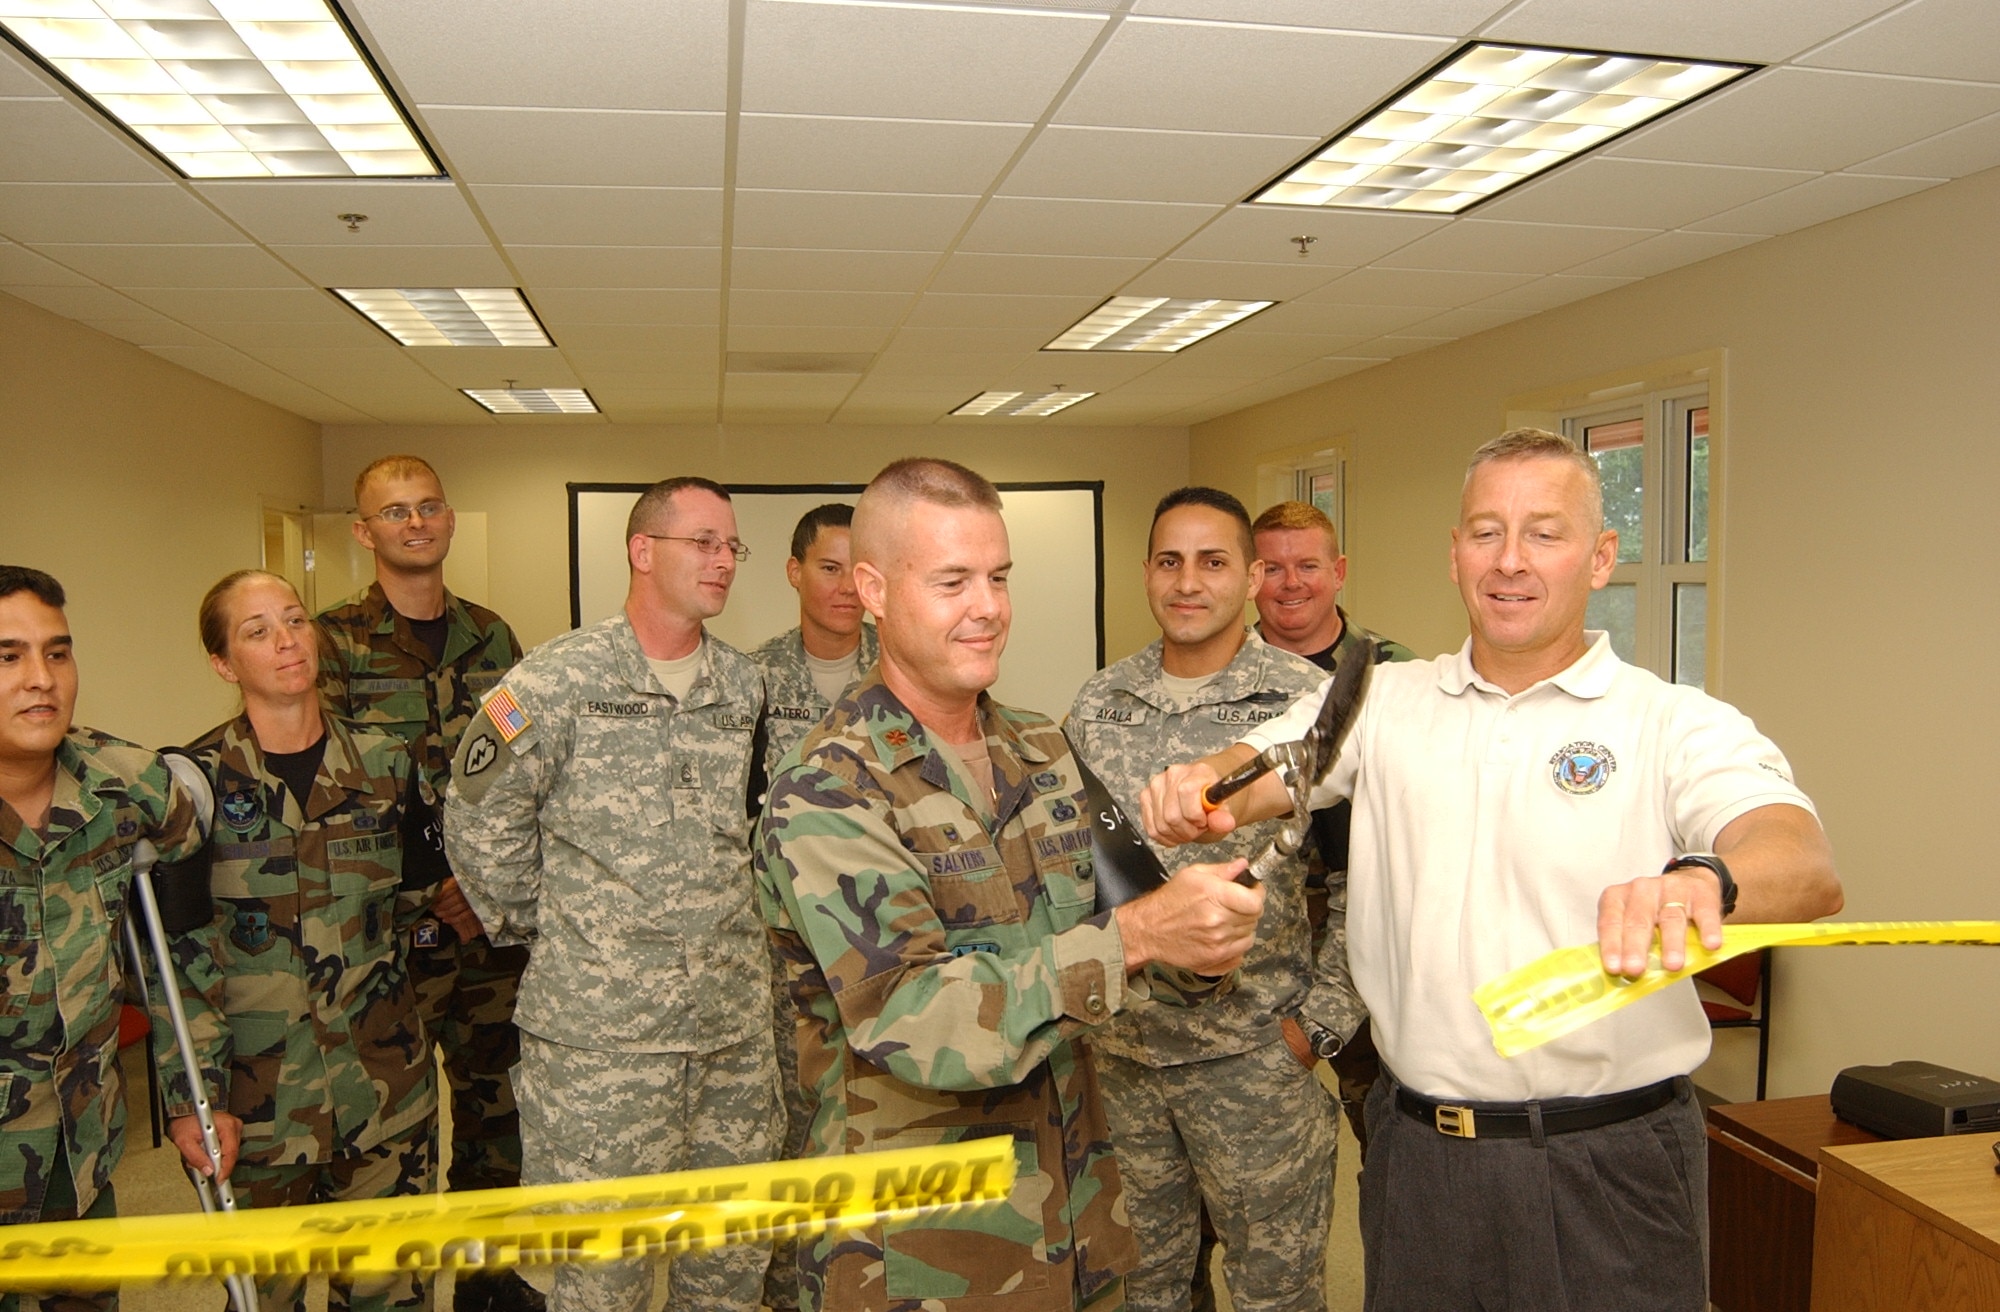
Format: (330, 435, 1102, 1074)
(884, 729, 910, 748)
(219, 789, 261, 833)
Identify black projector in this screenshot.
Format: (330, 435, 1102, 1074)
(1830, 1060, 2000, 1140)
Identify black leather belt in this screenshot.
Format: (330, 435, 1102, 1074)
(1396, 1078, 1678, 1140)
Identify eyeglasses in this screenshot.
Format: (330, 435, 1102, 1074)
(360, 500, 448, 525)
(643, 533, 751, 561)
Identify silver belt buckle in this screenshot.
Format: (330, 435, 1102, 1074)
(1434, 1104, 1476, 1138)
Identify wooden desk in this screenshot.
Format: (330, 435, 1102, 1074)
(1811, 1132, 2000, 1312)
(1707, 1096, 1882, 1312)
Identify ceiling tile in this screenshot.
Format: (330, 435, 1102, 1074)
(0, 43, 59, 97)
(870, 351, 1031, 380)
(1130, 1, 1510, 35)
(997, 354, 1169, 389)
(730, 249, 939, 293)
(0, 240, 92, 286)
(1488, 0, 1902, 64)
(531, 288, 718, 325)
(4, 284, 155, 320)
(32, 244, 306, 290)
(1464, 273, 1638, 315)
(269, 244, 516, 287)
(423, 108, 725, 187)
(725, 324, 892, 353)
(888, 326, 1053, 355)
(567, 352, 720, 383)
(122, 286, 355, 324)
(732, 191, 980, 252)
(1233, 300, 1436, 337)
(143, 346, 373, 423)
(234, 346, 452, 395)
(1375, 220, 1655, 275)
(905, 292, 1107, 331)
(737, 116, 1031, 194)
(1396, 304, 1530, 336)
(1800, 0, 2000, 83)
(0, 101, 165, 184)
(0, 183, 239, 244)
(561, 324, 721, 352)
(999, 126, 1317, 204)
(200, 318, 393, 350)
(929, 253, 1148, 296)
(1562, 230, 1766, 278)
(405, 347, 578, 389)
(959, 197, 1220, 258)
(1847, 109, 2000, 178)
(742, 0, 1106, 120)
(195, 181, 487, 246)
(1055, 19, 1452, 136)
(1344, 334, 1457, 360)
(1171, 207, 1445, 266)
(510, 246, 721, 288)
(470, 185, 724, 246)
(727, 289, 915, 327)
(1118, 258, 1353, 301)
(1304, 266, 1535, 307)
(1474, 157, 1817, 229)
(1606, 68, 2000, 172)
(349, 0, 730, 111)
(80, 315, 223, 350)
(1684, 172, 1947, 235)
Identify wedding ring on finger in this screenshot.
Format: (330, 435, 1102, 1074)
(1661, 901, 1690, 914)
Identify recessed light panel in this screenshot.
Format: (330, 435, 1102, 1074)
(951, 391, 1095, 418)
(335, 288, 552, 347)
(463, 388, 598, 415)
(1044, 297, 1274, 353)
(0, 1, 442, 179)
(1251, 44, 1754, 214)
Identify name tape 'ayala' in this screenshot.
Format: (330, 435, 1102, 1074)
(0, 1138, 1015, 1290)
(1475, 921, 2000, 1059)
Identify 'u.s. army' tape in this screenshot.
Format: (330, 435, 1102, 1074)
(1475, 921, 2000, 1059)
(0, 1138, 1015, 1291)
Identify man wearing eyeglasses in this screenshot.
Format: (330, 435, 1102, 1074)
(317, 455, 536, 1312)
(446, 477, 777, 1312)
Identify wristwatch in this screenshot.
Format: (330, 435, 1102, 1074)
(1663, 852, 1738, 918)
(1300, 1019, 1344, 1061)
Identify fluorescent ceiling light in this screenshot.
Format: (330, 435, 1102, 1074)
(1044, 297, 1273, 353)
(1251, 43, 1754, 215)
(335, 288, 551, 347)
(0, 1, 442, 180)
(463, 387, 598, 415)
(952, 390, 1095, 418)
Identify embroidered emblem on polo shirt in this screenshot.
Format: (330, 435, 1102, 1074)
(1550, 741, 1617, 796)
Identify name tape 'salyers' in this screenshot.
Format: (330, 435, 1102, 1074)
(1475, 921, 2000, 1059)
(0, 1138, 1016, 1291)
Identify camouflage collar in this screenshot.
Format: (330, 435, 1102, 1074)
(357, 580, 481, 668)
(846, 671, 1049, 827)
(1103, 630, 1284, 711)
(209, 713, 376, 826)
(607, 612, 736, 711)
(0, 731, 112, 853)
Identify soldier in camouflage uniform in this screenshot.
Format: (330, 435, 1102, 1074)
(446, 477, 776, 1312)
(155, 571, 436, 1312)
(1068, 490, 1354, 1312)
(755, 459, 1268, 1312)
(749, 502, 877, 1312)
(1251, 500, 1417, 1156)
(0, 567, 208, 1312)
(317, 455, 535, 1312)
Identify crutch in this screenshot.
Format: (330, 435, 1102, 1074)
(129, 838, 260, 1312)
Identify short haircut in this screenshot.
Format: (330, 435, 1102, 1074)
(354, 454, 443, 508)
(625, 476, 731, 541)
(0, 566, 65, 609)
(197, 569, 300, 659)
(1465, 427, 1604, 529)
(1252, 500, 1341, 557)
(1150, 486, 1254, 558)
(853, 458, 1002, 562)
(789, 503, 855, 563)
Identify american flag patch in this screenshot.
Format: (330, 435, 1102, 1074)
(483, 687, 532, 743)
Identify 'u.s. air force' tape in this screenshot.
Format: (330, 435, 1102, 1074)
(0, 1138, 1014, 1291)
(1475, 920, 2000, 1059)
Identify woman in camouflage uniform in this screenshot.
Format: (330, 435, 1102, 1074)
(158, 571, 437, 1312)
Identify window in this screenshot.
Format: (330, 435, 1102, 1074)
(1563, 388, 1710, 687)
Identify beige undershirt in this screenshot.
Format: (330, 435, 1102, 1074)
(932, 732, 997, 821)
(647, 640, 705, 702)
(805, 647, 860, 704)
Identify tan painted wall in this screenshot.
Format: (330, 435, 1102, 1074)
(0, 291, 322, 748)
(320, 424, 1190, 683)
(1190, 167, 2000, 1099)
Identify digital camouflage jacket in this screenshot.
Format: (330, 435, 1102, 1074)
(0, 730, 204, 1222)
(162, 714, 435, 1166)
(749, 622, 879, 782)
(756, 672, 1223, 1312)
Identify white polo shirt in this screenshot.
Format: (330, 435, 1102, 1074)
(1243, 632, 1814, 1102)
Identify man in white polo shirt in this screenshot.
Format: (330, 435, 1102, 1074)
(1140, 428, 1843, 1311)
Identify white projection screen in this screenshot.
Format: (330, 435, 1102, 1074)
(568, 482, 1104, 720)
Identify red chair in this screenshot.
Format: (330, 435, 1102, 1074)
(116, 1004, 163, 1148)
(1696, 949, 1772, 1101)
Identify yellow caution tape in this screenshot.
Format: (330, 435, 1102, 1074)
(1475, 920, 2000, 1059)
(0, 1138, 1015, 1291)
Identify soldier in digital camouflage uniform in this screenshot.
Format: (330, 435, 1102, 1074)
(159, 570, 436, 1312)
(1251, 500, 1417, 1158)
(1068, 490, 1353, 1312)
(446, 477, 776, 1312)
(748, 502, 877, 1312)
(0, 566, 208, 1312)
(755, 459, 1268, 1312)
(317, 455, 535, 1312)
